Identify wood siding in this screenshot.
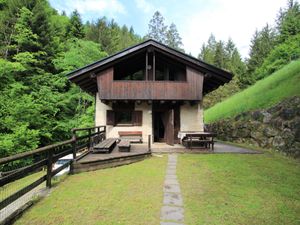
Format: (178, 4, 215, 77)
(97, 67, 203, 100)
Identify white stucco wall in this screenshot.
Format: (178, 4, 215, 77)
(180, 102, 204, 132)
(95, 93, 152, 142)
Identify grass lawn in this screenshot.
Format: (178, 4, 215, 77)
(15, 157, 167, 225)
(177, 153, 300, 225)
(204, 60, 300, 123)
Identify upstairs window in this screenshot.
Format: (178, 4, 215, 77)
(114, 52, 146, 80)
(155, 53, 186, 81)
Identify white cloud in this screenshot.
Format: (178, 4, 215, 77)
(178, 0, 287, 58)
(135, 0, 154, 13)
(56, 0, 126, 16)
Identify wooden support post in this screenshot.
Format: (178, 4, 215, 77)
(148, 135, 151, 152)
(88, 129, 92, 150)
(103, 126, 106, 140)
(153, 51, 155, 80)
(46, 149, 53, 188)
(145, 51, 148, 80)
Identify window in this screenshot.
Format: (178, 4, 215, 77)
(115, 111, 132, 125)
(106, 110, 142, 126)
(114, 52, 146, 80)
(155, 53, 186, 81)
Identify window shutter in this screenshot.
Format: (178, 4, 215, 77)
(133, 111, 142, 126)
(106, 110, 115, 125)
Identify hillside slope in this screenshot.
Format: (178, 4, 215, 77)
(204, 60, 300, 123)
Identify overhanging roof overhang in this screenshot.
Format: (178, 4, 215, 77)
(67, 39, 233, 95)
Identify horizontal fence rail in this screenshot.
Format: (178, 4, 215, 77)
(0, 126, 106, 221)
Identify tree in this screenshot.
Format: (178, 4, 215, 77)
(277, 0, 300, 43)
(85, 17, 141, 55)
(53, 38, 107, 72)
(147, 11, 167, 43)
(198, 34, 216, 64)
(66, 10, 85, 39)
(11, 7, 38, 54)
(166, 23, 183, 51)
(247, 24, 276, 76)
(214, 41, 226, 68)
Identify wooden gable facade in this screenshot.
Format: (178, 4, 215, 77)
(68, 40, 232, 145)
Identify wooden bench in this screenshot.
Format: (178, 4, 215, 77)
(118, 131, 143, 143)
(183, 133, 215, 150)
(118, 139, 131, 152)
(93, 138, 117, 153)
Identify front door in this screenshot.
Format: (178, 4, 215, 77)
(162, 109, 174, 146)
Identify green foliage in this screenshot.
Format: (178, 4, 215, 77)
(277, 0, 300, 43)
(54, 38, 107, 72)
(0, 1, 108, 158)
(66, 10, 85, 39)
(204, 60, 300, 123)
(203, 78, 241, 109)
(246, 24, 276, 84)
(198, 35, 246, 81)
(254, 34, 300, 80)
(85, 17, 141, 55)
(12, 7, 38, 52)
(200, 35, 246, 108)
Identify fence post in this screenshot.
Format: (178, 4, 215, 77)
(88, 129, 92, 150)
(103, 126, 106, 140)
(46, 149, 53, 188)
(70, 131, 77, 175)
(148, 135, 151, 152)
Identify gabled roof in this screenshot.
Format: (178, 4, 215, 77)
(68, 39, 232, 94)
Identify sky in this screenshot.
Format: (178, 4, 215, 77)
(49, 0, 288, 59)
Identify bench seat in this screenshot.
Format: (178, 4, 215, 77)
(93, 138, 117, 153)
(118, 131, 143, 143)
(118, 140, 131, 152)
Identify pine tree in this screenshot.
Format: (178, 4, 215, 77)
(247, 24, 276, 76)
(277, 0, 300, 43)
(67, 10, 85, 39)
(166, 23, 183, 51)
(214, 41, 226, 68)
(147, 11, 167, 43)
(198, 34, 217, 64)
(11, 7, 38, 54)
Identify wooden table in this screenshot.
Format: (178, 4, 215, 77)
(178, 131, 217, 150)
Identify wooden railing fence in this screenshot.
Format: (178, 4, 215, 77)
(0, 126, 106, 212)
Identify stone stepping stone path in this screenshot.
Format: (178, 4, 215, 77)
(160, 154, 185, 225)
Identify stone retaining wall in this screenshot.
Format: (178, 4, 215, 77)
(207, 96, 300, 158)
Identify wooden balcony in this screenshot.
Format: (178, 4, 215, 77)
(97, 67, 204, 100)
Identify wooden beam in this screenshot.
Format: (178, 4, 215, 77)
(153, 51, 155, 80)
(145, 51, 148, 80)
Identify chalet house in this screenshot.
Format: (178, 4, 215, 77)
(68, 39, 232, 146)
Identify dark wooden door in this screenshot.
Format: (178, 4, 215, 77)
(162, 109, 174, 146)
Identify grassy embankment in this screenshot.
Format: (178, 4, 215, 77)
(205, 60, 300, 123)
